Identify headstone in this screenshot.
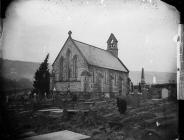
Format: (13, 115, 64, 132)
(33, 93, 37, 102)
(141, 130, 162, 140)
(105, 93, 110, 98)
(44, 92, 47, 99)
(161, 88, 168, 99)
(153, 76, 157, 84)
(6, 95, 9, 103)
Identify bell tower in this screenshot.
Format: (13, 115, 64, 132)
(107, 33, 118, 57)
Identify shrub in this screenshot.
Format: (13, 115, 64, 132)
(116, 97, 127, 114)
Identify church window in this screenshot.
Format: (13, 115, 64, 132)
(73, 55, 78, 79)
(114, 74, 116, 85)
(66, 49, 71, 80)
(92, 70, 95, 83)
(106, 71, 109, 84)
(59, 56, 64, 80)
(104, 71, 107, 84)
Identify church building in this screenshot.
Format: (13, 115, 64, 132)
(51, 31, 129, 97)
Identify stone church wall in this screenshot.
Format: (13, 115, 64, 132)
(54, 81, 81, 92)
(52, 38, 88, 92)
(86, 65, 129, 96)
(52, 38, 129, 96)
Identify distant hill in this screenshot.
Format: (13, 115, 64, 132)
(1, 59, 41, 81)
(1, 59, 176, 85)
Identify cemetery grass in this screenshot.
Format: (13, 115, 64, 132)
(6, 95, 178, 140)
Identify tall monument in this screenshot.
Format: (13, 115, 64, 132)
(141, 67, 146, 85)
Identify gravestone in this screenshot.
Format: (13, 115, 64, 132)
(161, 88, 168, 99)
(105, 93, 110, 98)
(141, 129, 163, 140)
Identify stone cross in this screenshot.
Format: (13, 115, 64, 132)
(68, 30, 72, 37)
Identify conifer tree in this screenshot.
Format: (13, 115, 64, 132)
(32, 54, 50, 99)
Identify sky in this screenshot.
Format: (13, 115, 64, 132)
(1, 0, 180, 72)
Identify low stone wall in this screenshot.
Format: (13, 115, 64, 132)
(53, 91, 120, 101)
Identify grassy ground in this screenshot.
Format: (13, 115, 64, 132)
(4, 95, 178, 140)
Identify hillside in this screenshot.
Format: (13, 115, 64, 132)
(1, 59, 41, 81)
(1, 59, 176, 85)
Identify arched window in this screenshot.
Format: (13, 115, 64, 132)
(104, 72, 106, 84)
(73, 55, 78, 79)
(59, 56, 64, 81)
(66, 49, 71, 80)
(114, 74, 117, 85)
(92, 70, 95, 83)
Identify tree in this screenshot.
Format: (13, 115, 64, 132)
(32, 54, 50, 99)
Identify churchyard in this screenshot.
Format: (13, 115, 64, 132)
(4, 91, 178, 140)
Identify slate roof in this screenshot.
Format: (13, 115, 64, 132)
(72, 39, 129, 72)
